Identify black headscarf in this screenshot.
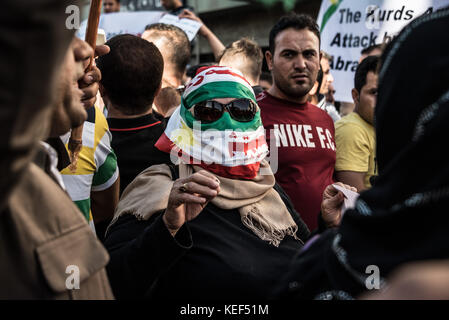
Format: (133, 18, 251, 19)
(274, 6, 449, 299)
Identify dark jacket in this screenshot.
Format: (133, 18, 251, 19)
(104, 174, 310, 300)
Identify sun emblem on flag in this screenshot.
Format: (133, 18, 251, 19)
(171, 122, 194, 152)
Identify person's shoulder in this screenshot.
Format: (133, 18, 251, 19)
(308, 102, 335, 123)
(336, 113, 370, 133)
(94, 105, 110, 131)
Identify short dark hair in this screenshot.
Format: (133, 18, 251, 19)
(97, 34, 163, 115)
(144, 23, 191, 76)
(260, 71, 273, 85)
(220, 38, 263, 81)
(269, 13, 320, 54)
(354, 55, 380, 93)
(316, 67, 324, 93)
(186, 62, 215, 79)
(361, 44, 382, 56)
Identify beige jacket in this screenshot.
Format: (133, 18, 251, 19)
(0, 0, 113, 299)
(0, 163, 114, 299)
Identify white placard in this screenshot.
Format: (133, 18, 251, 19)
(158, 13, 202, 41)
(77, 11, 164, 42)
(317, 0, 449, 102)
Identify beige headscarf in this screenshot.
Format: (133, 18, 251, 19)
(109, 160, 301, 247)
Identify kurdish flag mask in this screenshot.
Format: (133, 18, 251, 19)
(155, 66, 268, 179)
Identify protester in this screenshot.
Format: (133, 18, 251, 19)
(335, 55, 379, 192)
(60, 105, 119, 239)
(98, 34, 171, 195)
(326, 83, 336, 105)
(103, 66, 313, 300)
(103, 0, 120, 14)
(0, 0, 113, 298)
(142, 23, 191, 117)
(316, 51, 340, 122)
(258, 13, 336, 230)
(307, 66, 323, 105)
(219, 38, 264, 96)
(273, 6, 449, 300)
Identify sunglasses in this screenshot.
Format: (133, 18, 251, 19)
(192, 98, 258, 123)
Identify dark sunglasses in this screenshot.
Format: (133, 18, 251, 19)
(192, 98, 257, 123)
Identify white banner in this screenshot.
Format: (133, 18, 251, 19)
(317, 0, 449, 103)
(77, 11, 164, 41)
(77, 11, 201, 43)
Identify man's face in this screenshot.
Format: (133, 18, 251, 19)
(319, 56, 334, 95)
(325, 83, 335, 103)
(103, 0, 120, 13)
(50, 38, 91, 137)
(354, 71, 378, 125)
(266, 28, 320, 102)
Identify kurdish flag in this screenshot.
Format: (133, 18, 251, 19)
(155, 66, 269, 179)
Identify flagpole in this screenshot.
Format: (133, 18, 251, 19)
(68, 0, 103, 171)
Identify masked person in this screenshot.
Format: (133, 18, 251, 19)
(103, 66, 312, 300)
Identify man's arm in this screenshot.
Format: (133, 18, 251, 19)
(335, 170, 366, 192)
(179, 9, 225, 61)
(91, 176, 119, 224)
(334, 121, 371, 192)
(91, 109, 119, 225)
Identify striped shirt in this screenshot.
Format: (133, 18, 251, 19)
(61, 106, 119, 231)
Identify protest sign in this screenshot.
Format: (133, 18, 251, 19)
(77, 11, 201, 43)
(77, 11, 164, 41)
(158, 13, 202, 41)
(317, 0, 449, 103)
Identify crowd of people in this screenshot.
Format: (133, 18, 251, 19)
(1, 0, 449, 301)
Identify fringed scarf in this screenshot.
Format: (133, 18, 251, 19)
(109, 160, 300, 247)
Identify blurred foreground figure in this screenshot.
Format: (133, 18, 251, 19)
(273, 7, 449, 300)
(361, 260, 449, 300)
(0, 0, 113, 299)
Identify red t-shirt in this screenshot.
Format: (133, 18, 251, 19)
(258, 92, 336, 230)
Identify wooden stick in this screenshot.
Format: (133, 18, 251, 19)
(68, 0, 103, 172)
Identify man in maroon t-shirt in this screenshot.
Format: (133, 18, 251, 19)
(258, 14, 336, 230)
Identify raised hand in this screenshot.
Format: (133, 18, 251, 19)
(163, 170, 220, 236)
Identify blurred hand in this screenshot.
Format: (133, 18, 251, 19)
(321, 182, 357, 228)
(178, 9, 207, 36)
(75, 42, 110, 108)
(163, 170, 220, 236)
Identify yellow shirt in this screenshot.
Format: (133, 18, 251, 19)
(335, 112, 377, 188)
